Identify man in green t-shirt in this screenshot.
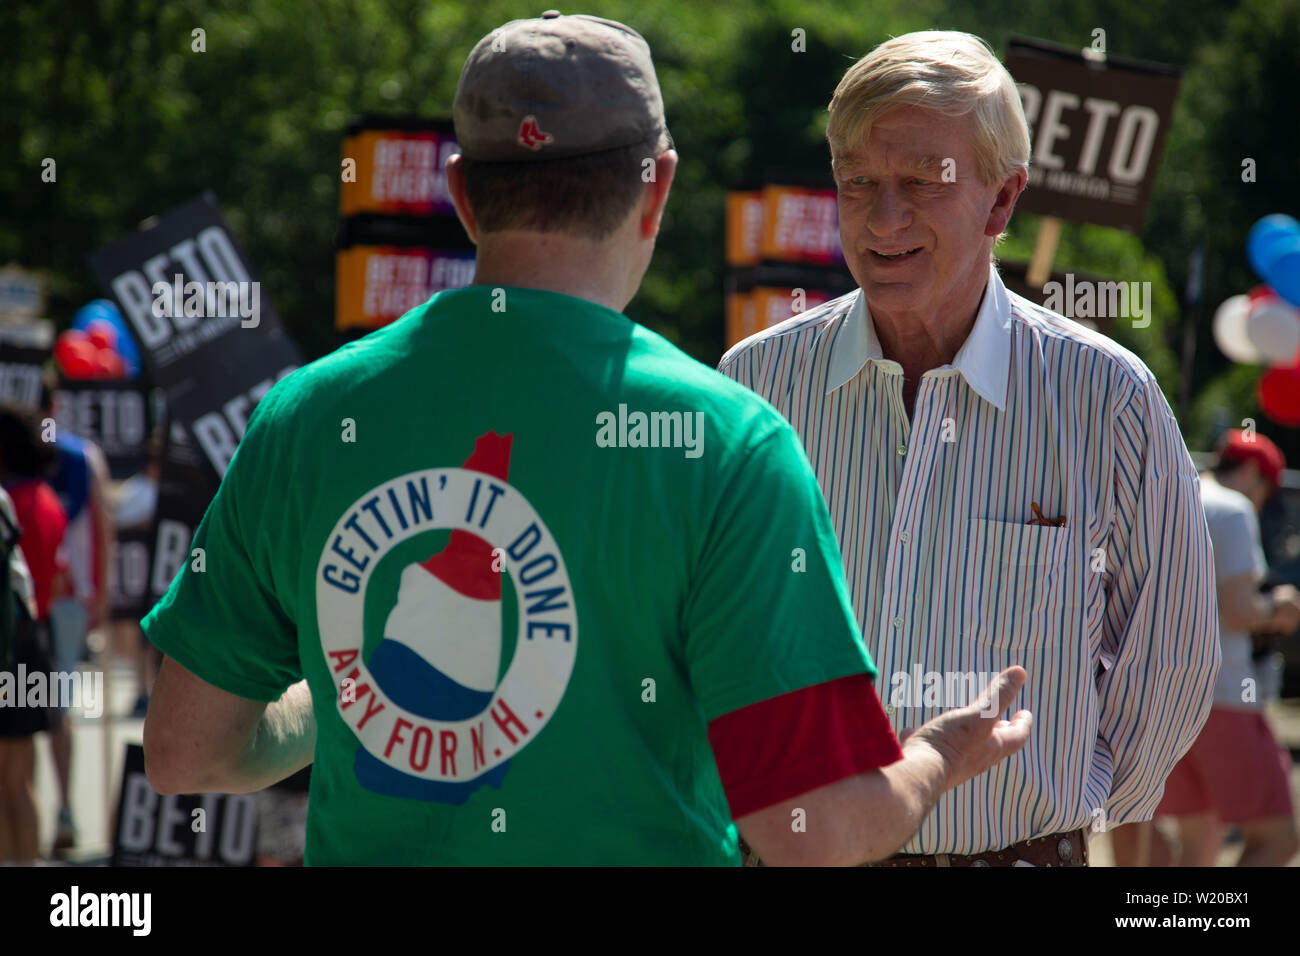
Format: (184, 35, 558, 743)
(142, 11, 1031, 865)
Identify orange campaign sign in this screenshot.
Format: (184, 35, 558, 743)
(723, 183, 854, 349)
(759, 185, 843, 266)
(725, 191, 764, 267)
(336, 118, 474, 334)
(725, 289, 756, 349)
(336, 246, 475, 331)
(725, 286, 838, 348)
(340, 126, 460, 218)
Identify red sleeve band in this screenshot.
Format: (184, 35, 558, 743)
(707, 672, 904, 819)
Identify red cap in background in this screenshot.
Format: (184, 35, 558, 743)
(1218, 429, 1286, 490)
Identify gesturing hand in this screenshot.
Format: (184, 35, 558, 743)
(897, 666, 1032, 792)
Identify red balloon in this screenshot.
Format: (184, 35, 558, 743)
(61, 353, 98, 380)
(54, 330, 98, 379)
(1258, 364, 1300, 426)
(85, 318, 118, 351)
(53, 328, 87, 357)
(1248, 284, 1279, 306)
(93, 350, 126, 379)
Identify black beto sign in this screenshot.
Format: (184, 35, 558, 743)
(87, 193, 300, 481)
(1007, 37, 1181, 231)
(51, 381, 153, 480)
(149, 420, 216, 605)
(0, 341, 49, 408)
(111, 743, 258, 866)
(110, 527, 156, 621)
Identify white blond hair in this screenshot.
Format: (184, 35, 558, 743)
(826, 31, 1030, 185)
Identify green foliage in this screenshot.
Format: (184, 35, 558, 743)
(2, 0, 1297, 458)
(1141, 0, 1300, 454)
(1187, 361, 1264, 450)
(999, 213, 1183, 402)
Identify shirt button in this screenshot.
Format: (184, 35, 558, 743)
(896, 442, 907, 455)
(892, 615, 903, 628)
(899, 531, 910, 543)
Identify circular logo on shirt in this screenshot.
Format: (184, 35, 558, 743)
(314, 433, 577, 802)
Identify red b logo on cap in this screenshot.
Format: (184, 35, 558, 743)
(517, 115, 554, 151)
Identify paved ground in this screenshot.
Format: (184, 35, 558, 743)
(29, 652, 1300, 865)
(1089, 697, 1300, 867)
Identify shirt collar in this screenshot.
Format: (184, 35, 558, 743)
(825, 262, 1012, 411)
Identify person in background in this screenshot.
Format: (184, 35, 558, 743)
(0, 402, 68, 862)
(113, 427, 162, 717)
(41, 378, 114, 855)
(1113, 429, 1300, 866)
(0, 483, 42, 863)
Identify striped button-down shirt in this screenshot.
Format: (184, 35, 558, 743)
(718, 263, 1220, 854)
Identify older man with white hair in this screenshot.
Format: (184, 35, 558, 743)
(721, 30, 1219, 867)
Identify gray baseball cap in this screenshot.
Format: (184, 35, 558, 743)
(453, 10, 673, 162)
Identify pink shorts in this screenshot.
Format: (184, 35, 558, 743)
(1157, 707, 1294, 824)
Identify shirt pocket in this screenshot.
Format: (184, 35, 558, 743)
(966, 517, 1068, 653)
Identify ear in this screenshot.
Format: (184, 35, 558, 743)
(639, 149, 678, 240)
(445, 153, 479, 244)
(983, 165, 1028, 239)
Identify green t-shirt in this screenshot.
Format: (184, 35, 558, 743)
(142, 285, 875, 865)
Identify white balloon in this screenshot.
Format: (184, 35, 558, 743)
(1247, 300, 1300, 366)
(1214, 294, 1262, 364)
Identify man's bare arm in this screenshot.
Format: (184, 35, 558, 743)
(1219, 574, 1300, 634)
(735, 667, 1031, 866)
(735, 743, 949, 866)
(144, 654, 314, 795)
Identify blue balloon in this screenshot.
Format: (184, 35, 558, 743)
(1266, 236, 1300, 308)
(1248, 214, 1300, 282)
(72, 299, 141, 379)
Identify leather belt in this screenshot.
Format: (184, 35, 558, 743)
(863, 828, 1089, 867)
(739, 828, 1089, 867)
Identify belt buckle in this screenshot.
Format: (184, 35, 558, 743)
(934, 853, 950, 867)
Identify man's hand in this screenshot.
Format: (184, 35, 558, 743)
(1267, 584, 1300, 634)
(897, 666, 1033, 792)
(1222, 574, 1300, 634)
(736, 666, 1032, 865)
